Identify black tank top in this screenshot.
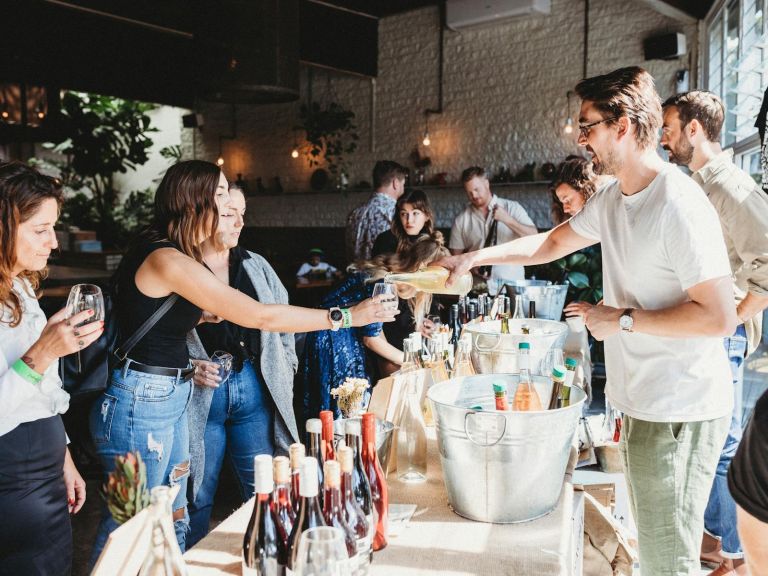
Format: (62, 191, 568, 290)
(115, 240, 202, 368)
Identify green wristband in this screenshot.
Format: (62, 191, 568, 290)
(341, 308, 352, 329)
(12, 358, 43, 385)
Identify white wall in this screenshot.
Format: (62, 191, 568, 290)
(182, 0, 698, 193)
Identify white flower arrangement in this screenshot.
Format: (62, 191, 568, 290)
(331, 377, 370, 418)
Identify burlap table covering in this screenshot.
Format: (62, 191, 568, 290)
(184, 430, 580, 575)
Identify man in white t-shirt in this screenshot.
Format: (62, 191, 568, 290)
(449, 166, 537, 294)
(438, 67, 737, 574)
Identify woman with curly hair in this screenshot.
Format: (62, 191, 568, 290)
(550, 156, 598, 226)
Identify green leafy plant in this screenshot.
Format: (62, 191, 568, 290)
(47, 92, 157, 247)
(530, 246, 603, 305)
(297, 102, 359, 176)
(102, 452, 150, 525)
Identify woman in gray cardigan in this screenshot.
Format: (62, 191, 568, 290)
(186, 185, 300, 546)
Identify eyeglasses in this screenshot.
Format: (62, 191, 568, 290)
(578, 116, 618, 138)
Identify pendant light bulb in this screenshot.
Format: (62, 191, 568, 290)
(216, 156, 225, 167)
(422, 131, 431, 147)
(291, 148, 299, 159)
(563, 117, 574, 135)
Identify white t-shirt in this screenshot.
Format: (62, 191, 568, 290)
(296, 261, 338, 277)
(449, 196, 535, 286)
(569, 164, 733, 423)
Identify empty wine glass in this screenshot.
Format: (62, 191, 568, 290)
(540, 348, 565, 377)
(211, 350, 233, 385)
(372, 282, 398, 314)
(66, 284, 105, 323)
(294, 527, 351, 576)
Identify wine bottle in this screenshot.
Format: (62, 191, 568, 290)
(287, 457, 327, 571)
(547, 365, 567, 410)
(529, 300, 536, 319)
(319, 410, 336, 462)
(322, 460, 357, 558)
(396, 375, 428, 483)
(139, 486, 189, 576)
(513, 342, 543, 411)
(449, 304, 461, 347)
(493, 382, 509, 411)
(361, 413, 388, 551)
(242, 455, 286, 576)
(383, 265, 473, 296)
(288, 443, 305, 512)
(305, 418, 325, 506)
(343, 419, 375, 536)
(512, 295, 525, 320)
(338, 445, 371, 566)
(562, 357, 578, 407)
(453, 337, 475, 378)
(400, 337, 421, 374)
(271, 456, 295, 544)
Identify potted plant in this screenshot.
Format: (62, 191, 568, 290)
(296, 101, 359, 186)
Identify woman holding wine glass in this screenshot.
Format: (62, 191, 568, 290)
(88, 160, 395, 562)
(185, 184, 303, 547)
(0, 161, 103, 575)
(300, 233, 449, 419)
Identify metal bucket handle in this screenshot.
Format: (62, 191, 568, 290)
(463, 411, 507, 447)
(472, 331, 503, 353)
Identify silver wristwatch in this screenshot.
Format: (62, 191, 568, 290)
(328, 307, 343, 331)
(619, 308, 634, 332)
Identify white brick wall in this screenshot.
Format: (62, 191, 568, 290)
(183, 0, 697, 200)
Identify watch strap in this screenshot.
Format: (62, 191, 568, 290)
(341, 308, 352, 329)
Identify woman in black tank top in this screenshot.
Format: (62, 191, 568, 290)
(88, 160, 398, 561)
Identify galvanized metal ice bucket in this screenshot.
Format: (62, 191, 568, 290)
(463, 319, 568, 375)
(503, 280, 570, 321)
(428, 373, 585, 523)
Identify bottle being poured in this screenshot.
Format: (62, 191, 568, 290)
(384, 266, 473, 296)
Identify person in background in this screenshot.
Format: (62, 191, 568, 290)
(301, 234, 449, 419)
(372, 189, 442, 374)
(662, 90, 768, 576)
(296, 248, 341, 281)
(438, 66, 738, 574)
(728, 387, 768, 576)
(0, 162, 102, 575)
(550, 156, 598, 226)
(88, 160, 394, 562)
(449, 166, 537, 295)
(345, 160, 407, 263)
(186, 184, 301, 546)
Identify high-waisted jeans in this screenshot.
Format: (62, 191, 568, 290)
(188, 359, 275, 547)
(89, 360, 193, 565)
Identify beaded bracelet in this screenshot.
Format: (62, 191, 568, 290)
(340, 308, 352, 329)
(11, 358, 43, 385)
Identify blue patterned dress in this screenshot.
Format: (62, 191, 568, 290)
(301, 273, 382, 419)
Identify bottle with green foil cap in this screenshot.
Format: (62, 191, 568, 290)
(547, 365, 567, 410)
(492, 382, 509, 411)
(562, 358, 578, 407)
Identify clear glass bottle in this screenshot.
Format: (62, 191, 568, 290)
(288, 443, 305, 512)
(384, 265, 473, 296)
(396, 375, 428, 483)
(512, 294, 525, 320)
(139, 486, 188, 576)
(243, 455, 286, 576)
(453, 337, 476, 378)
(562, 357, 578, 407)
(513, 342, 543, 411)
(400, 338, 421, 373)
(361, 413, 388, 551)
(287, 457, 327, 571)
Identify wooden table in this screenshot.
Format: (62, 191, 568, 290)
(184, 430, 583, 575)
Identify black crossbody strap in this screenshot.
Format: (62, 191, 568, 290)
(113, 294, 180, 362)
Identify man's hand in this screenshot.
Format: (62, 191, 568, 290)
(583, 304, 623, 341)
(435, 252, 476, 287)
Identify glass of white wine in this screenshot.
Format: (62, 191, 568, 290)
(66, 284, 105, 372)
(372, 282, 398, 315)
(211, 350, 233, 385)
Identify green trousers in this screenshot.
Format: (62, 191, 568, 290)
(619, 414, 730, 576)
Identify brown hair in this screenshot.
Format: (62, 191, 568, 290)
(662, 91, 724, 142)
(0, 161, 63, 326)
(392, 189, 436, 249)
(372, 160, 407, 190)
(141, 160, 222, 263)
(549, 156, 597, 224)
(460, 166, 488, 183)
(575, 66, 662, 150)
(358, 233, 449, 331)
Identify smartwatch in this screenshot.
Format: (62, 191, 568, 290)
(619, 308, 634, 332)
(328, 307, 343, 331)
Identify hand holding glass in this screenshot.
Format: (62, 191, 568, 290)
(211, 350, 233, 385)
(66, 284, 105, 324)
(373, 283, 398, 314)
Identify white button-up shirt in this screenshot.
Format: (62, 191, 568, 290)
(0, 278, 70, 437)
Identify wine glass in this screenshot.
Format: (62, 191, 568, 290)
(372, 282, 398, 314)
(294, 527, 351, 576)
(66, 284, 105, 323)
(540, 348, 565, 377)
(210, 350, 233, 385)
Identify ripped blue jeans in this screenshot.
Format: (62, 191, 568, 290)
(88, 360, 193, 565)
